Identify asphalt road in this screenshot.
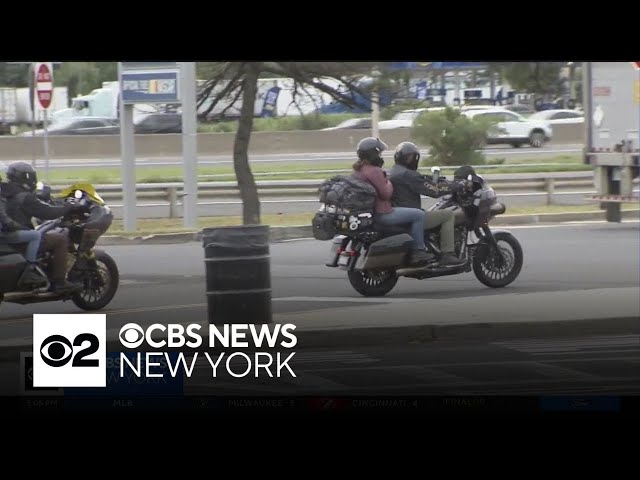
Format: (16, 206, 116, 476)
(0, 221, 638, 399)
(30, 144, 583, 170)
(0, 221, 637, 337)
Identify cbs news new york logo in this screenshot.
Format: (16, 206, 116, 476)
(32, 314, 106, 388)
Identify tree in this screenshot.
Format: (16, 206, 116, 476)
(55, 62, 101, 100)
(197, 62, 380, 225)
(95, 62, 118, 84)
(499, 62, 564, 96)
(0, 62, 31, 87)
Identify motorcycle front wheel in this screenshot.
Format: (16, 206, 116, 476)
(472, 231, 523, 288)
(348, 269, 398, 297)
(71, 250, 119, 311)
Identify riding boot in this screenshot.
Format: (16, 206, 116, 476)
(439, 252, 466, 267)
(410, 249, 437, 265)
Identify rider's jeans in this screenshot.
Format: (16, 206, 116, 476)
(376, 207, 426, 250)
(2, 229, 42, 262)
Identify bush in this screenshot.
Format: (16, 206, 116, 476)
(410, 107, 493, 166)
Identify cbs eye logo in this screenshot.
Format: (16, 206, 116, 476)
(119, 323, 145, 348)
(40, 333, 100, 368)
(32, 314, 106, 388)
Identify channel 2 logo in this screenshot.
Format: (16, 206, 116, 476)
(32, 314, 106, 388)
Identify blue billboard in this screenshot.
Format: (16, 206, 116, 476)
(431, 62, 488, 69)
(121, 70, 180, 104)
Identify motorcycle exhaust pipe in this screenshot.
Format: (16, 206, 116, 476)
(4, 291, 59, 301)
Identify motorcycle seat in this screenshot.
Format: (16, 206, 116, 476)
(372, 223, 411, 235)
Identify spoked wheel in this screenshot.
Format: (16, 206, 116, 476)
(472, 232, 523, 288)
(348, 269, 399, 297)
(71, 250, 119, 311)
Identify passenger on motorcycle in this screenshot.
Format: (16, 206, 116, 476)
(352, 137, 433, 265)
(389, 141, 465, 267)
(1, 162, 83, 293)
(0, 187, 44, 284)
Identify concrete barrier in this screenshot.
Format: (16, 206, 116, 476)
(0, 124, 585, 161)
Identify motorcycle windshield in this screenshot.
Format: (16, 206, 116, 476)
(57, 183, 106, 206)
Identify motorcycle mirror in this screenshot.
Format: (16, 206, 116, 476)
(431, 166, 441, 173)
(74, 190, 83, 200)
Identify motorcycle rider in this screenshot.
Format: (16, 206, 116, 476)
(1, 162, 81, 293)
(352, 137, 433, 265)
(389, 141, 465, 267)
(0, 191, 44, 285)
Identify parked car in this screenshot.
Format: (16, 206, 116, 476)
(20, 117, 119, 136)
(378, 108, 446, 130)
(502, 104, 536, 116)
(134, 113, 182, 134)
(321, 117, 371, 131)
(462, 108, 553, 147)
(528, 109, 584, 125)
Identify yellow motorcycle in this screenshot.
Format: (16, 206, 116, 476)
(0, 183, 119, 311)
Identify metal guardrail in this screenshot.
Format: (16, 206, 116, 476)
(44, 172, 625, 218)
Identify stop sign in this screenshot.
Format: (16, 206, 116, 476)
(35, 62, 53, 109)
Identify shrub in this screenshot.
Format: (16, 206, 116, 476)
(410, 107, 493, 166)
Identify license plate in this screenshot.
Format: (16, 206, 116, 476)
(338, 255, 350, 266)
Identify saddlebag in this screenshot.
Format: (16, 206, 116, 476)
(0, 245, 27, 293)
(356, 234, 413, 271)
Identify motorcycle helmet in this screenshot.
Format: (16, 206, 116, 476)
(356, 137, 387, 167)
(6, 162, 38, 192)
(393, 141, 421, 170)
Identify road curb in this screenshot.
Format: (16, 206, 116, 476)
(95, 210, 639, 246)
(1, 316, 637, 363)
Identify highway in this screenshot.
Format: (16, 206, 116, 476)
(0, 221, 637, 400)
(104, 189, 610, 219)
(23, 143, 584, 170)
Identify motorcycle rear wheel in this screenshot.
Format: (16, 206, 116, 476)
(348, 269, 399, 297)
(71, 250, 119, 311)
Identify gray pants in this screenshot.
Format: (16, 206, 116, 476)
(424, 210, 456, 253)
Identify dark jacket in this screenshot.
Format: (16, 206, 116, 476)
(0, 181, 72, 230)
(389, 164, 457, 209)
(0, 196, 23, 232)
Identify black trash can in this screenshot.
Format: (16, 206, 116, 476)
(202, 225, 272, 325)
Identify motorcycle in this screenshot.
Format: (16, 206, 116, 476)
(318, 166, 524, 297)
(0, 182, 119, 310)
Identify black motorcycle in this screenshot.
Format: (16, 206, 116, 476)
(317, 167, 524, 297)
(0, 182, 119, 310)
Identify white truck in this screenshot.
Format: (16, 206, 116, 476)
(50, 81, 157, 124)
(583, 62, 640, 221)
(0, 86, 68, 133)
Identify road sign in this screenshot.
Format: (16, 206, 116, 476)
(34, 62, 53, 109)
(120, 69, 180, 104)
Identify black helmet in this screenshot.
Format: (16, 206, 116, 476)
(453, 165, 477, 181)
(394, 141, 421, 170)
(6, 162, 38, 191)
(356, 137, 387, 167)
